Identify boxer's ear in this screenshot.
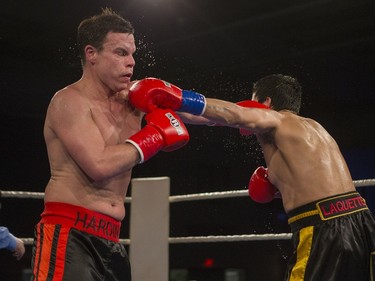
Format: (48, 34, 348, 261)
(85, 45, 97, 65)
(264, 97, 272, 108)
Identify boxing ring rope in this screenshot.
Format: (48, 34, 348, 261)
(169, 178, 375, 202)
(13, 234, 292, 247)
(2, 178, 374, 201)
(1, 177, 375, 280)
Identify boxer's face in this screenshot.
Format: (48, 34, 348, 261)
(91, 32, 136, 92)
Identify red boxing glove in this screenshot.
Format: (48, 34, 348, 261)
(126, 109, 190, 163)
(236, 100, 269, 136)
(129, 78, 206, 115)
(248, 166, 278, 203)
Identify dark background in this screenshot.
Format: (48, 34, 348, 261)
(1, 0, 375, 280)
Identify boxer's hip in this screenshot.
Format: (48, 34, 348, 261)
(287, 191, 368, 232)
(40, 202, 121, 242)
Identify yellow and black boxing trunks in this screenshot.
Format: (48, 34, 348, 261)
(284, 192, 375, 281)
(32, 202, 131, 281)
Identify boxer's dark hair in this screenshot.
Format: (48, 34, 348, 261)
(77, 7, 134, 64)
(253, 74, 302, 114)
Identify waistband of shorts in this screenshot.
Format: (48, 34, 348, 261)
(287, 192, 368, 232)
(40, 202, 121, 242)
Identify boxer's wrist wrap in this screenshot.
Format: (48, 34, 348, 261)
(181, 90, 206, 115)
(125, 139, 145, 163)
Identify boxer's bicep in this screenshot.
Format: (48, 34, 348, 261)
(238, 107, 282, 133)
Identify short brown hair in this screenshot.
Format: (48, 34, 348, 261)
(253, 74, 302, 114)
(77, 8, 134, 64)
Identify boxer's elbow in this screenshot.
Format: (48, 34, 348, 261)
(84, 164, 109, 182)
(83, 159, 120, 182)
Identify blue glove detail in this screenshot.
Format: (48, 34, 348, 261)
(7, 233, 17, 251)
(180, 90, 206, 115)
(0, 227, 17, 251)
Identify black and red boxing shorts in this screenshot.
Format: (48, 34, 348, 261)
(32, 202, 131, 281)
(38, 201, 121, 241)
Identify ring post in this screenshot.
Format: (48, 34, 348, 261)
(129, 177, 170, 281)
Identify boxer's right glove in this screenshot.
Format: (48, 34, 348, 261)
(248, 166, 278, 203)
(126, 108, 190, 163)
(129, 78, 206, 115)
(236, 100, 269, 136)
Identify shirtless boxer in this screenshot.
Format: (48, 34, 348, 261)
(128, 75, 375, 281)
(31, 10, 189, 281)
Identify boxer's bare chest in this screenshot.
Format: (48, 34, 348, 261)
(90, 101, 140, 145)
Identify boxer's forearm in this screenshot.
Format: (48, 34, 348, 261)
(202, 98, 243, 126)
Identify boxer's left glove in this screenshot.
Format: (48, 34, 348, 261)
(0, 227, 17, 251)
(248, 166, 278, 203)
(129, 78, 206, 115)
(236, 100, 269, 136)
(126, 108, 190, 163)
